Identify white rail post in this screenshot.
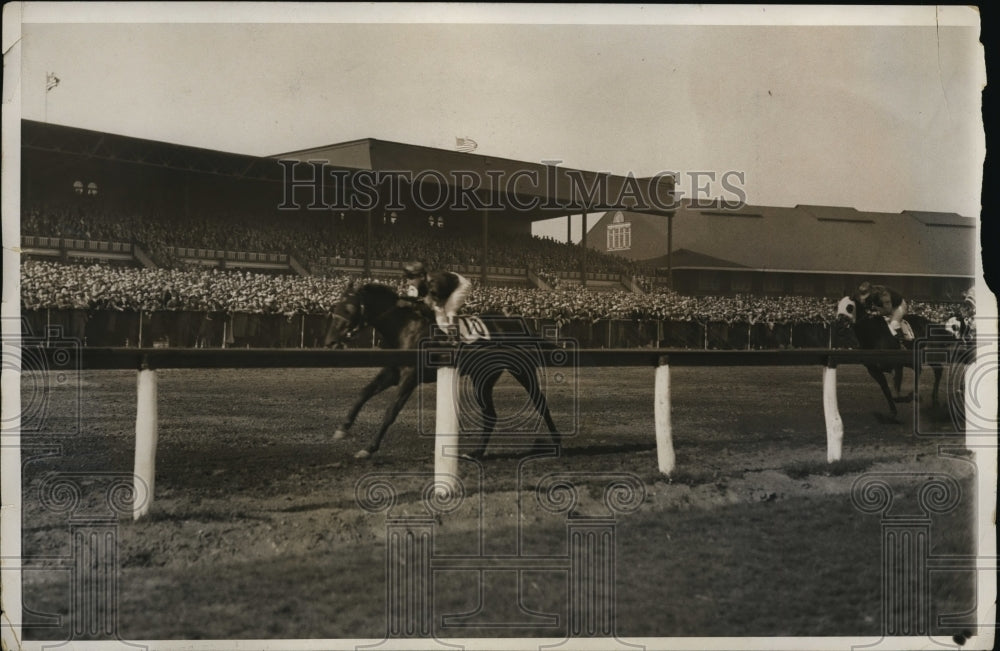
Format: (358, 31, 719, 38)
(964, 361, 980, 453)
(654, 356, 675, 475)
(435, 365, 460, 498)
(134, 357, 158, 520)
(823, 358, 843, 463)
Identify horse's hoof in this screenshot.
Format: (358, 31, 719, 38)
(874, 411, 902, 425)
(333, 428, 348, 440)
(893, 393, 914, 404)
(355, 449, 371, 460)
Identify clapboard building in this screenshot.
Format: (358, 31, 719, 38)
(588, 200, 977, 300)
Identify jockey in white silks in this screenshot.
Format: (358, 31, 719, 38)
(402, 261, 472, 341)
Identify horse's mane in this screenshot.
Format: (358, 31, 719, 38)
(358, 283, 400, 302)
(357, 283, 432, 323)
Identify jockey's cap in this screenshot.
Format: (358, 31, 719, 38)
(963, 287, 976, 307)
(403, 261, 427, 279)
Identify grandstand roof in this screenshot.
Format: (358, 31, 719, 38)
(22, 121, 675, 225)
(273, 138, 676, 220)
(21, 120, 309, 183)
(666, 248, 749, 270)
(631, 199, 977, 277)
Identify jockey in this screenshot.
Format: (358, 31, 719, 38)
(960, 286, 977, 336)
(403, 261, 472, 341)
(854, 281, 912, 342)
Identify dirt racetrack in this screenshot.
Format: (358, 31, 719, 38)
(19, 362, 981, 642)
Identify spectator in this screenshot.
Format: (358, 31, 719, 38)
(20, 262, 967, 331)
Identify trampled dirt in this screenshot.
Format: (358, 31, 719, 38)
(18, 364, 983, 641)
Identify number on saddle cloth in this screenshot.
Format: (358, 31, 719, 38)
(451, 316, 492, 343)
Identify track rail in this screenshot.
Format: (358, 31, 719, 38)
(23, 345, 950, 369)
(15, 344, 974, 520)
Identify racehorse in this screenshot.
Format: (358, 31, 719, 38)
(835, 296, 970, 421)
(325, 283, 561, 459)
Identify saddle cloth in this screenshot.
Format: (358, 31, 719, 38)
(436, 315, 492, 343)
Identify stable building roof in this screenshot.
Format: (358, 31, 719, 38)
(616, 199, 976, 278)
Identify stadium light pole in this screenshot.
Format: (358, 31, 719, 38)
(364, 207, 372, 277)
(480, 195, 488, 285)
(667, 212, 674, 289)
(580, 209, 588, 288)
(365, 142, 374, 277)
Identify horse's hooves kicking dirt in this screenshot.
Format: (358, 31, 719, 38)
(354, 449, 370, 459)
(333, 429, 348, 440)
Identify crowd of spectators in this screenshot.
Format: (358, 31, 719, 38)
(21, 260, 359, 316)
(21, 260, 968, 327)
(468, 286, 852, 324)
(22, 201, 653, 278)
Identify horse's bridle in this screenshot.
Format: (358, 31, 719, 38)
(329, 291, 366, 341)
(332, 291, 409, 342)
(330, 311, 360, 339)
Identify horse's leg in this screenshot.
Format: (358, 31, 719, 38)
(892, 365, 914, 403)
(931, 364, 943, 407)
(335, 366, 400, 439)
(468, 370, 502, 458)
(509, 366, 561, 448)
(865, 364, 899, 420)
(356, 367, 419, 459)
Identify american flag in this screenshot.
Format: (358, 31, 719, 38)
(455, 137, 478, 153)
(46, 73, 60, 91)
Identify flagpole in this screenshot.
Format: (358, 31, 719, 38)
(45, 72, 59, 122)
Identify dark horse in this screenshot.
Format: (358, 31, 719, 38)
(324, 283, 560, 459)
(834, 296, 968, 421)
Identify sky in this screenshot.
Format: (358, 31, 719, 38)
(9, 4, 986, 241)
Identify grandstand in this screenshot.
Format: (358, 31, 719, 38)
(21, 120, 665, 290)
(18, 119, 975, 350)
